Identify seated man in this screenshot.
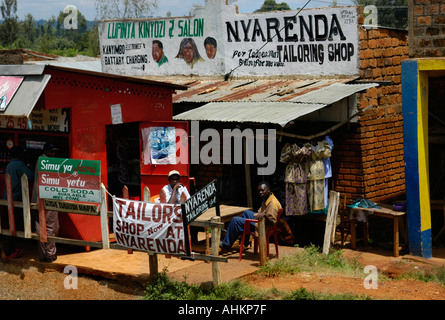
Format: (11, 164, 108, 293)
(159, 170, 190, 204)
(220, 181, 282, 250)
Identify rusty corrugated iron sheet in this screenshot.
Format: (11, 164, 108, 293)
(170, 77, 357, 103)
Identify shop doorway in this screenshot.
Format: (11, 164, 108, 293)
(106, 122, 141, 199)
(428, 75, 445, 246)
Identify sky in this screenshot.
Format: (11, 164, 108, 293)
(14, 0, 356, 21)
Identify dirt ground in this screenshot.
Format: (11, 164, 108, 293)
(1, 237, 445, 300)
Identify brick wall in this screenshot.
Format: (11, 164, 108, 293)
(332, 24, 409, 204)
(409, 0, 445, 57)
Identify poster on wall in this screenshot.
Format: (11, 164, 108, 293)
(141, 126, 177, 165)
(0, 76, 24, 112)
(112, 198, 186, 255)
(37, 157, 101, 203)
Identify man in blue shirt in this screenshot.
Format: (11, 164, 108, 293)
(1, 147, 34, 261)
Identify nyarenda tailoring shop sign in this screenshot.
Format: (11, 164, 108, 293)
(223, 6, 360, 76)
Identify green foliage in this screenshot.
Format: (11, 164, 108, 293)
(0, 0, 19, 48)
(258, 245, 363, 277)
(255, 0, 291, 13)
(284, 288, 373, 300)
(401, 266, 445, 286)
(0, 8, 99, 57)
(144, 269, 279, 300)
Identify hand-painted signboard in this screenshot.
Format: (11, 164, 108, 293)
(98, 2, 359, 77)
(112, 198, 186, 255)
(38, 157, 101, 203)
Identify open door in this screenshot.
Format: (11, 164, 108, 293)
(139, 121, 189, 198)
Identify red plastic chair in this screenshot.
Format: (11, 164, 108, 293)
(239, 208, 284, 261)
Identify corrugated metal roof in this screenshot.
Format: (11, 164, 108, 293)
(291, 82, 379, 104)
(171, 77, 357, 103)
(174, 101, 326, 127)
(173, 79, 379, 127)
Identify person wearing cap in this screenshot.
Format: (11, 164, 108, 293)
(159, 170, 190, 204)
(31, 142, 60, 262)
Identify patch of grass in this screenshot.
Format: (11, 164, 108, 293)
(283, 288, 374, 300)
(258, 245, 363, 278)
(400, 266, 445, 286)
(143, 268, 285, 300)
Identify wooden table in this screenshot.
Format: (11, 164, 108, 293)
(348, 205, 406, 257)
(191, 205, 252, 254)
(431, 200, 445, 241)
(193, 205, 252, 225)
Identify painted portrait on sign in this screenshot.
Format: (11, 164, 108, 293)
(204, 37, 217, 59)
(152, 40, 168, 67)
(175, 38, 204, 69)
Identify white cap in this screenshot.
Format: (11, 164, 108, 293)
(168, 170, 180, 177)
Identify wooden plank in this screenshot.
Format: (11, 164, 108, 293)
(100, 184, 110, 249)
(5, 174, 16, 237)
(38, 197, 48, 242)
(30, 233, 104, 248)
(21, 174, 32, 239)
(211, 216, 221, 288)
(0, 199, 38, 210)
(195, 205, 251, 223)
(43, 199, 99, 215)
(323, 191, 339, 255)
(143, 186, 158, 278)
(258, 217, 267, 266)
(122, 186, 133, 254)
(394, 215, 400, 257)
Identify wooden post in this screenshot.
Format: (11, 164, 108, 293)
(38, 198, 48, 242)
(21, 174, 32, 239)
(393, 216, 400, 257)
(211, 216, 221, 288)
(5, 174, 16, 237)
(122, 186, 133, 254)
(144, 186, 158, 279)
(100, 184, 110, 249)
(323, 191, 340, 255)
(258, 217, 267, 266)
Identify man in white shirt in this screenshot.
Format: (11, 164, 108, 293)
(159, 170, 190, 204)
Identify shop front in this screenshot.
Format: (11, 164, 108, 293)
(0, 64, 188, 244)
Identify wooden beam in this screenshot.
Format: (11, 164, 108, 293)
(21, 174, 32, 239)
(100, 184, 110, 249)
(5, 174, 16, 237)
(211, 216, 221, 287)
(258, 217, 267, 266)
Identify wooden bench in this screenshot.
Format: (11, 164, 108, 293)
(348, 205, 407, 257)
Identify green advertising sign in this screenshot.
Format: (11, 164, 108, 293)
(38, 157, 101, 203)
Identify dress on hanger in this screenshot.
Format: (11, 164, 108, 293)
(306, 141, 330, 212)
(322, 136, 334, 207)
(280, 143, 312, 216)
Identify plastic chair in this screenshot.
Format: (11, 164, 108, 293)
(239, 208, 284, 261)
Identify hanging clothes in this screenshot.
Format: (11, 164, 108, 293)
(322, 136, 334, 208)
(280, 143, 312, 216)
(305, 140, 331, 212)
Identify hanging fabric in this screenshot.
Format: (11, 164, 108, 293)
(306, 139, 331, 212)
(280, 143, 311, 216)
